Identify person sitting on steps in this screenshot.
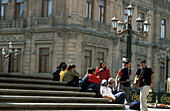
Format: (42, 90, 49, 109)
(63, 64, 79, 87)
(81, 68, 101, 97)
(100, 79, 130, 105)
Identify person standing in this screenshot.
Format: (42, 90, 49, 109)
(96, 61, 110, 80)
(115, 60, 132, 103)
(132, 59, 155, 111)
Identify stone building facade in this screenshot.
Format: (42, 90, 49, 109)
(0, 0, 169, 92)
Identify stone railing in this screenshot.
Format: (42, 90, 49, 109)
(33, 17, 53, 27)
(84, 19, 111, 34)
(0, 19, 24, 30)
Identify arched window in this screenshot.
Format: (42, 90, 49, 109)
(11, 49, 21, 72)
(86, 0, 93, 19)
(84, 50, 92, 74)
(0, 0, 8, 20)
(42, 0, 52, 17)
(39, 48, 50, 73)
(15, 0, 24, 19)
(161, 19, 166, 39)
(99, 0, 105, 23)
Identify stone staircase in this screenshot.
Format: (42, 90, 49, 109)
(0, 73, 125, 110)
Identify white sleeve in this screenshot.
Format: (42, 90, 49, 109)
(108, 88, 116, 100)
(102, 88, 109, 97)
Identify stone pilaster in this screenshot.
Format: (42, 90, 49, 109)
(23, 32, 32, 74)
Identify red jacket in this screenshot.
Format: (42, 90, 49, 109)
(96, 67, 110, 80)
(88, 74, 101, 84)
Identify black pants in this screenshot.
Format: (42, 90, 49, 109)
(66, 76, 79, 87)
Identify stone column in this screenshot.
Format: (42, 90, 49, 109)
(7, 0, 15, 20)
(107, 38, 114, 77)
(153, 49, 159, 91)
(26, 0, 32, 28)
(93, 0, 98, 21)
(23, 32, 32, 74)
(147, 10, 154, 68)
(155, 12, 161, 43)
(75, 32, 83, 76)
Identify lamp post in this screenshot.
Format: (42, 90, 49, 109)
(166, 47, 169, 92)
(2, 41, 19, 73)
(111, 3, 151, 62)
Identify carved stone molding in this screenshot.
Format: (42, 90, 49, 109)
(137, 46, 147, 54)
(84, 35, 108, 47)
(67, 31, 78, 38)
(25, 32, 31, 39)
(0, 34, 24, 42)
(34, 33, 53, 41)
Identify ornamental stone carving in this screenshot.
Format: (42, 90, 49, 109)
(84, 35, 108, 47)
(34, 33, 53, 41)
(0, 34, 24, 42)
(137, 46, 147, 54)
(25, 32, 31, 39)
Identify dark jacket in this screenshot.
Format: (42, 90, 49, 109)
(52, 68, 62, 81)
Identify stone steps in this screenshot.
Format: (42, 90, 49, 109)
(0, 73, 125, 110)
(0, 103, 125, 110)
(0, 83, 81, 91)
(0, 89, 95, 97)
(0, 73, 52, 80)
(0, 77, 67, 86)
(0, 95, 109, 103)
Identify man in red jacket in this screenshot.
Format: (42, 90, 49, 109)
(81, 68, 101, 97)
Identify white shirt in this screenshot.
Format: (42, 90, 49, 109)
(100, 86, 116, 100)
(102, 86, 128, 105)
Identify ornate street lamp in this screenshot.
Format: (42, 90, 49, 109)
(118, 20, 124, 32)
(126, 3, 134, 18)
(111, 16, 119, 35)
(111, 3, 151, 62)
(143, 17, 151, 36)
(135, 16, 144, 35)
(2, 41, 19, 73)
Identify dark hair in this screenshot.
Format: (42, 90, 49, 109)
(99, 61, 106, 70)
(140, 59, 146, 63)
(88, 68, 96, 74)
(62, 64, 67, 71)
(57, 62, 66, 68)
(123, 60, 130, 66)
(68, 64, 76, 71)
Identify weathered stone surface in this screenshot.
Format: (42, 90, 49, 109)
(0, 0, 169, 92)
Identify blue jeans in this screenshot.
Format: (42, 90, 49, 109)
(87, 83, 100, 95)
(114, 92, 125, 104)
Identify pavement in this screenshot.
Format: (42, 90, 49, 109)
(148, 108, 170, 111)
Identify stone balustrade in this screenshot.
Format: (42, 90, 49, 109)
(84, 19, 111, 33)
(0, 20, 24, 30)
(33, 17, 53, 27)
